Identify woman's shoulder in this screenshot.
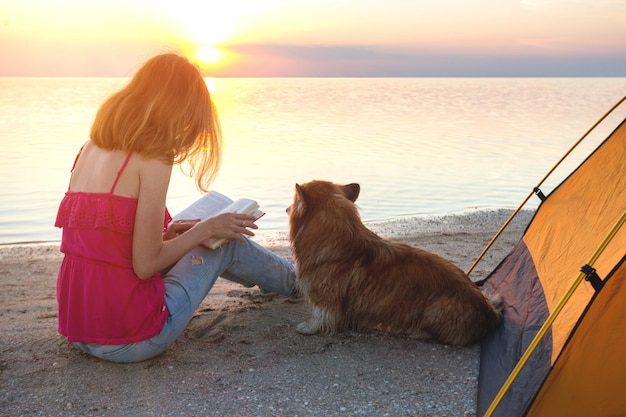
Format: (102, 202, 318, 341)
(136, 155, 173, 179)
(135, 156, 173, 205)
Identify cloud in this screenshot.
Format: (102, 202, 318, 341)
(217, 43, 626, 77)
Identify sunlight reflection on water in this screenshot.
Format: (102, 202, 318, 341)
(1, 77, 625, 244)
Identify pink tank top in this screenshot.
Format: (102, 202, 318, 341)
(55, 150, 170, 345)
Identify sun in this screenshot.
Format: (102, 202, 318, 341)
(195, 46, 224, 65)
(187, 45, 230, 73)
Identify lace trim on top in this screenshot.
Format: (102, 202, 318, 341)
(55, 191, 138, 235)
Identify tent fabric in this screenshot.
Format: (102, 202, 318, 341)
(475, 241, 553, 417)
(526, 258, 626, 417)
(476, 117, 626, 417)
(522, 116, 626, 362)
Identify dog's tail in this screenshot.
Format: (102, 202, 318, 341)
(482, 289, 504, 329)
(487, 292, 504, 314)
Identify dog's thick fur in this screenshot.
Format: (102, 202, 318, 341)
(288, 180, 503, 346)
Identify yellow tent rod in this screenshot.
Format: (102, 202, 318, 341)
(482, 210, 626, 417)
(466, 93, 626, 276)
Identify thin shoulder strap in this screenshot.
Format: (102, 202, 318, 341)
(67, 145, 85, 191)
(109, 152, 133, 194)
(70, 145, 85, 173)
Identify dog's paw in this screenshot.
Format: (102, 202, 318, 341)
(296, 321, 320, 335)
(297, 306, 335, 335)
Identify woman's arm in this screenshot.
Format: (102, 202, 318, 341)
(132, 158, 258, 279)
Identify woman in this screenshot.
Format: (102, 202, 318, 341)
(55, 52, 297, 363)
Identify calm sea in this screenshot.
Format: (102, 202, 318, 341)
(1, 77, 625, 246)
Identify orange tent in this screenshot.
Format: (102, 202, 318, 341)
(476, 96, 626, 417)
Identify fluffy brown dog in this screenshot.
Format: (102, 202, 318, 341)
(287, 180, 503, 346)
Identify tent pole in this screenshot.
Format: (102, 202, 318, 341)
(465, 192, 533, 275)
(482, 211, 626, 417)
(467, 94, 626, 276)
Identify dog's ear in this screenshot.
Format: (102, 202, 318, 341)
(295, 183, 305, 201)
(287, 184, 305, 215)
(295, 183, 307, 206)
(343, 183, 360, 202)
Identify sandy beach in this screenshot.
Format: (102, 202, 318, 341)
(1, 209, 533, 417)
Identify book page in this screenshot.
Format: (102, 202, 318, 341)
(172, 191, 233, 221)
(218, 198, 263, 219)
(170, 192, 264, 250)
(208, 197, 265, 249)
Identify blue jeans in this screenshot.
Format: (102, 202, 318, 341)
(73, 238, 296, 363)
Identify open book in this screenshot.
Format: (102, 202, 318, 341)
(171, 191, 264, 249)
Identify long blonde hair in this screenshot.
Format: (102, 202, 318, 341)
(90, 53, 222, 192)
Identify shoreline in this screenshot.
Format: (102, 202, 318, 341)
(1, 208, 534, 416)
(0, 208, 534, 262)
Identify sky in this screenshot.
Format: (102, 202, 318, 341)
(1, 0, 626, 77)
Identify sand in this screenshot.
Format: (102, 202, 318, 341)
(0, 209, 533, 417)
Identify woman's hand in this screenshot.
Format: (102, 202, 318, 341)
(199, 212, 258, 248)
(163, 219, 200, 241)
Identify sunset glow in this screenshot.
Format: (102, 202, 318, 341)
(1, 0, 625, 77)
(195, 46, 224, 65)
(159, 1, 238, 46)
